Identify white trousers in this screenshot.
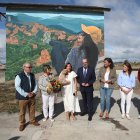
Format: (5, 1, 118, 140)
(120, 87, 133, 114)
(42, 94, 55, 118)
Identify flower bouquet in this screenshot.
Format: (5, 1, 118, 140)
(47, 74, 62, 93)
(49, 79, 62, 93)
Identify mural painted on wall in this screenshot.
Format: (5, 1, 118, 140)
(6, 11, 104, 80)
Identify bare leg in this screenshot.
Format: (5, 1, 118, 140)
(71, 112, 77, 120)
(105, 111, 109, 119)
(99, 111, 104, 118)
(66, 112, 70, 120)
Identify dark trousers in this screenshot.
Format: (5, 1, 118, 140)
(81, 91, 93, 116)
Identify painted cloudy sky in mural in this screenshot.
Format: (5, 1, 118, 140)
(0, 0, 140, 63)
(7, 12, 104, 34)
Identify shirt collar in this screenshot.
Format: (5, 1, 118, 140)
(24, 71, 30, 76)
(83, 67, 88, 70)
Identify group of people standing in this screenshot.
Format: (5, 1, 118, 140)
(15, 57, 139, 131)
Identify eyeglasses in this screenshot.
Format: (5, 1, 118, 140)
(25, 66, 32, 68)
(77, 37, 81, 39)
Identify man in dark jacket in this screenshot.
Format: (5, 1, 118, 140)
(15, 63, 40, 131)
(77, 58, 96, 121)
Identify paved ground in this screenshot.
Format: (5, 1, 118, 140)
(0, 90, 140, 140)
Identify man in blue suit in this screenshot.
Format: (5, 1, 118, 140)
(77, 58, 96, 121)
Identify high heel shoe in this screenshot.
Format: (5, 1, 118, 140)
(71, 115, 77, 120)
(99, 112, 104, 118)
(105, 112, 109, 119)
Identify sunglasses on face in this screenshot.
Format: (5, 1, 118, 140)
(25, 66, 32, 68)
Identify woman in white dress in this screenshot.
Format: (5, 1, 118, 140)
(61, 63, 81, 120)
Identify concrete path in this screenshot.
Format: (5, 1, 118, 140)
(0, 90, 140, 140)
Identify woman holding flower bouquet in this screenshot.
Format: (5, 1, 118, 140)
(38, 64, 55, 122)
(60, 63, 81, 120)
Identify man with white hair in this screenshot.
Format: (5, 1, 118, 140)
(15, 63, 40, 131)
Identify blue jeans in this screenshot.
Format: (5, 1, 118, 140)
(100, 87, 113, 112)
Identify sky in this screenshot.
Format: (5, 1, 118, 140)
(0, 0, 140, 63)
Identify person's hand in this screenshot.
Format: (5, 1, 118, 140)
(47, 86, 53, 94)
(120, 88, 124, 92)
(27, 93, 30, 97)
(27, 93, 33, 98)
(101, 80, 106, 83)
(121, 88, 128, 94)
(82, 83, 86, 86)
(74, 91, 78, 96)
(62, 80, 71, 86)
(125, 89, 132, 94)
(66, 80, 71, 85)
(106, 80, 112, 84)
(30, 92, 36, 97)
(61, 80, 71, 86)
(123, 90, 127, 94)
(85, 83, 89, 87)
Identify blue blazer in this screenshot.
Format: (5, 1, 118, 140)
(77, 67, 96, 93)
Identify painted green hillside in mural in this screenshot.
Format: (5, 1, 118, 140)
(6, 22, 73, 80)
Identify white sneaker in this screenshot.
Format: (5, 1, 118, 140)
(126, 114, 131, 120)
(138, 115, 140, 119)
(50, 118, 55, 122)
(42, 118, 48, 122)
(121, 114, 125, 119)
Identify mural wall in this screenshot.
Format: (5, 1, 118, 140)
(6, 10, 104, 80)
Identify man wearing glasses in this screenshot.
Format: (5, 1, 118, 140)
(15, 63, 40, 131)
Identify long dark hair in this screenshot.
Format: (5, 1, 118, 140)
(64, 63, 73, 72)
(104, 57, 114, 69)
(79, 34, 98, 69)
(123, 60, 132, 76)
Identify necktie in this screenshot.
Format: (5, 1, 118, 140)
(83, 68, 87, 78)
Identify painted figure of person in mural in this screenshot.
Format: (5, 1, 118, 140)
(43, 31, 69, 74)
(65, 24, 102, 72)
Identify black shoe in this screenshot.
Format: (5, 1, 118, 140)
(80, 112, 87, 116)
(88, 116, 92, 121)
(29, 121, 40, 126)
